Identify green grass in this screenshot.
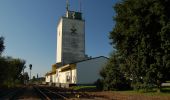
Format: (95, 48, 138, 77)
(115, 87, 170, 96)
(70, 85, 170, 96)
(166, 81, 170, 83)
(70, 85, 96, 90)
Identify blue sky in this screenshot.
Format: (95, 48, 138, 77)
(0, 0, 116, 77)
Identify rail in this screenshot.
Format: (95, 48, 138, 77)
(0, 87, 23, 99)
(34, 86, 68, 100)
(34, 86, 51, 100)
(43, 87, 68, 100)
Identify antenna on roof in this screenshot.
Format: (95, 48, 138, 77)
(66, 0, 69, 11)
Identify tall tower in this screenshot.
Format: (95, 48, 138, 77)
(56, 1, 85, 65)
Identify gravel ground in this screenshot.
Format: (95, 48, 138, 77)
(1, 86, 170, 100)
(15, 86, 40, 99)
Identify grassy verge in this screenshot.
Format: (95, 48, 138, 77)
(70, 85, 96, 91)
(116, 87, 170, 96)
(166, 81, 170, 83)
(70, 85, 170, 97)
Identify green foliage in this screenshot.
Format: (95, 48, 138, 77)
(0, 37, 26, 87)
(0, 36, 5, 55)
(31, 76, 36, 82)
(23, 72, 29, 81)
(100, 53, 130, 91)
(71, 86, 96, 91)
(105, 0, 170, 91)
(94, 79, 103, 90)
(18, 72, 29, 84)
(0, 57, 7, 84)
(0, 56, 26, 87)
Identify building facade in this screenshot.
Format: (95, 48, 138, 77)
(45, 56, 108, 87)
(56, 9, 86, 65)
(45, 3, 109, 87)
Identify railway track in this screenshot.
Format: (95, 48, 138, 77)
(0, 87, 24, 99)
(34, 86, 69, 100)
(0, 86, 69, 100)
(0, 86, 87, 99)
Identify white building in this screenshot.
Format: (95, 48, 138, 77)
(56, 5, 86, 65)
(45, 64, 56, 83)
(45, 2, 109, 87)
(45, 56, 108, 87)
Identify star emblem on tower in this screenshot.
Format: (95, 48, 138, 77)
(71, 26, 77, 34)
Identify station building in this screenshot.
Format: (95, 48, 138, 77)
(45, 56, 108, 87)
(45, 1, 108, 87)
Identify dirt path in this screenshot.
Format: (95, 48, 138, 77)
(86, 91, 170, 100)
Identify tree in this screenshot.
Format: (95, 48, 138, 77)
(0, 36, 5, 55)
(0, 37, 6, 86)
(22, 65, 26, 74)
(0, 37, 26, 87)
(3, 57, 26, 87)
(100, 53, 130, 90)
(24, 72, 29, 81)
(0, 57, 7, 86)
(23, 72, 29, 84)
(32, 76, 36, 82)
(109, 0, 170, 92)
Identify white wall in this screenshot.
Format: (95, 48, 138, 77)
(56, 69, 60, 83)
(55, 57, 108, 84)
(45, 75, 51, 83)
(52, 74, 56, 83)
(76, 57, 108, 84)
(56, 18, 63, 63)
(71, 69, 77, 83)
(45, 74, 56, 83)
(56, 67, 77, 84)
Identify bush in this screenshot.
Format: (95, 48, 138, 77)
(94, 79, 103, 90)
